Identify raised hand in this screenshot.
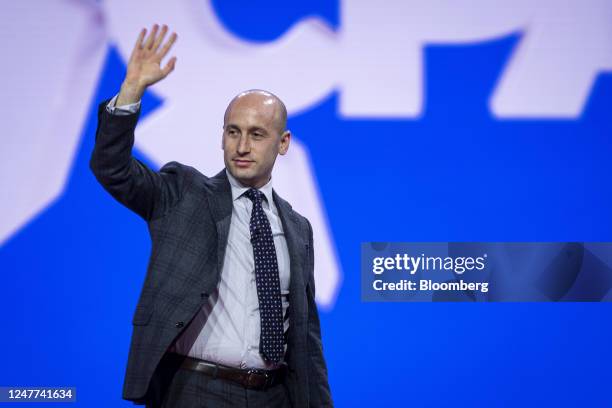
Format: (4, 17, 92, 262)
(117, 24, 178, 106)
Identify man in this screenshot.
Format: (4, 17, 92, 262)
(89, 24, 332, 407)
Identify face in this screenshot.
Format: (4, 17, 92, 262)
(222, 93, 290, 188)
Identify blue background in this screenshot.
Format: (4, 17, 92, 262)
(1, 0, 612, 406)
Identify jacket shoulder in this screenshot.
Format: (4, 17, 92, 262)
(273, 191, 312, 233)
(159, 161, 214, 188)
(292, 208, 311, 229)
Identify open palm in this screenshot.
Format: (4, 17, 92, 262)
(125, 24, 177, 89)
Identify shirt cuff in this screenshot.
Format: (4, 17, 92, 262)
(106, 94, 141, 115)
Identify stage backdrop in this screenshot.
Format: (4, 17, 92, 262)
(1, 0, 612, 406)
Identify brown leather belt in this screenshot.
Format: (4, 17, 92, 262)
(170, 353, 288, 390)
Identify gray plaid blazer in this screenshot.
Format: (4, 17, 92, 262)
(89, 99, 332, 407)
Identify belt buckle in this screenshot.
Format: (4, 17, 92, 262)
(246, 368, 269, 389)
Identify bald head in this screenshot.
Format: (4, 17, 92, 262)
(221, 89, 291, 188)
(223, 89, 287, 135)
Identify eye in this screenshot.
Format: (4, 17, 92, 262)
(252, 130, 268, 139)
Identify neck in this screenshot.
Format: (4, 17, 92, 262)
(244, 176, 270, 189)
(227, 170, 271, 189)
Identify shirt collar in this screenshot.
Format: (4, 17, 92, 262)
(225, 168, 274, 206)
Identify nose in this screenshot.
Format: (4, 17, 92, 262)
(237, 134, 251, 154)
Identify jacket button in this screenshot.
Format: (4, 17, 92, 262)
(175, 321, 184, 328)
(201, 292, 208, 299)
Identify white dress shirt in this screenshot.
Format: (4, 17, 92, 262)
(106, 96, 291, 370)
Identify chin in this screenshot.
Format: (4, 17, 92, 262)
(231, 166, 252, 178)
(228, 166, 253, 183)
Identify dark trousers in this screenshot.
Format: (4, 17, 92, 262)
(145, 353, 292, 408)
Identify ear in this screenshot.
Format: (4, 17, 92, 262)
(221, 127, 224, 150)
(279, 130, 291, 155)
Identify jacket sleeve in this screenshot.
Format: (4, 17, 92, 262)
(305, 219, 333, 407)
(89, 98, 184, 221)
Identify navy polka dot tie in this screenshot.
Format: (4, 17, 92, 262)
(244, 188, 284, 363)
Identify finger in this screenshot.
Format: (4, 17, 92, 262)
(144, 24, 159, 50)
(161, 56, 177, 77)
(152, 24, 168, 53)
(156, 32, 178, 61)
(129, 28, 146, 62)
(135, 28, 146, 50)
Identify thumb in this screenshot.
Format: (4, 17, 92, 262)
(161, 56, 177, 77)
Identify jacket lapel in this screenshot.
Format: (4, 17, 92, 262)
(206, 170, 233, 275)
(273, 189, 309, 323)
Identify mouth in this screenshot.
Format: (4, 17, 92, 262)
(233, 159, 254, 168)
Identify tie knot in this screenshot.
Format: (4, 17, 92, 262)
(244, 188, 263, 204)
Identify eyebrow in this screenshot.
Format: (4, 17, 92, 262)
(249, 126, 268, 134)
(225, 124, 240, 131)
(225, 124, 268, 135)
